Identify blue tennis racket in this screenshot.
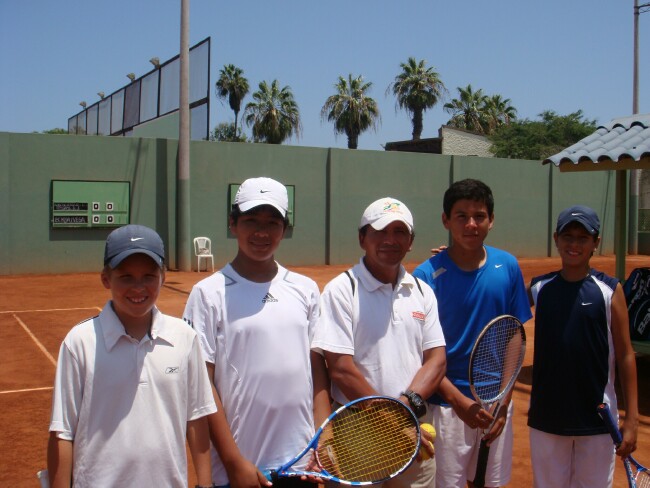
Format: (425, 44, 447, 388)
(262, 395, 420, 485)
(597, 403, 649, 488)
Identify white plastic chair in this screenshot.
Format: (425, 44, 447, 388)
(193, 237, 214, 272)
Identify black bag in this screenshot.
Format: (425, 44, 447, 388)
(623, 268, 650, 340)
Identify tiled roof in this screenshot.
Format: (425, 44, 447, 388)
(543, 114, 650, 166)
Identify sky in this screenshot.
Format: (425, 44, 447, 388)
(1, 0, 649, 151)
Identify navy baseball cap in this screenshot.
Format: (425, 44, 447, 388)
(556, 205, 600, 235)
(104, 224, 165, 268)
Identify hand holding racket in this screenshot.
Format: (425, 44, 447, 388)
(262, 396, 420, 485)
(597, 403, 648, 488)
(469, 315, 526, 488)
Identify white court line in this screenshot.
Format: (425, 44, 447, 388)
(13, 314, 57, 366)
(0, 386, 53, 395)
(0, 306, 101, 314)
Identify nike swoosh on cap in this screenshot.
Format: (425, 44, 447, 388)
(260, 190, 270, 193)
(571, 212, 582, 216)
(131, 237, 144, 241)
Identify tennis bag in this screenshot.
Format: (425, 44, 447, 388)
(623, 267, 650, 340)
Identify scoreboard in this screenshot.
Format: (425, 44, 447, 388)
(51, 180, 130, 228)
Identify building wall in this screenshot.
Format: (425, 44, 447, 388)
(0, 131, 618, 275)
(441, 126, 493, 157)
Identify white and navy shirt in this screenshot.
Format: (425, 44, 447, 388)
(528, 269, 619, 436)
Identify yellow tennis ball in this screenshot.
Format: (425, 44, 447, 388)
(419, 423, 436, 460)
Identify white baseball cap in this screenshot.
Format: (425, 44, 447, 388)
(234, 177, 288, 217)
(360, 197, 414, 232)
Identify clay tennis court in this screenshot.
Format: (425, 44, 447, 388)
(2, 255, 649, 486)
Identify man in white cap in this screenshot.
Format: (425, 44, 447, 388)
(183, 177, 330, 488)
(312, 197, 447, 488)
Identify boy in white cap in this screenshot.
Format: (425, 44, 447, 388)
(47, 224, 216, 488)
(528, 205, 638, 487)
(183, 177, 330, 487)
(312, 197, 446, 488)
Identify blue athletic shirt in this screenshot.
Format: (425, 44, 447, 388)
(413, 246, 532, 405)
(528, 270, 618, 436)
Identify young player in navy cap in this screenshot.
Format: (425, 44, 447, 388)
(528, 205, 639, 487)
(183, 177, 330, 487)
(47, 224, 216, 488)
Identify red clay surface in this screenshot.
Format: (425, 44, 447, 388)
(1, 255, 649, 487)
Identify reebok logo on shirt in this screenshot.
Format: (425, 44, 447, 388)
(262, 293, 278, 303)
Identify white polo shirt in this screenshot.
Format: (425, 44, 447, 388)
(50, 302, 217, 488)
(183, 263, 321, 485)
(312, 259, 446, 405)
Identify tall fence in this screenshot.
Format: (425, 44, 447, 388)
(0, 131, 617, 275)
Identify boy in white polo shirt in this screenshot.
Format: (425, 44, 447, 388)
(312, 197, 446, 488)
(47, 224, 216, 488)
(183, 177, 330, 487)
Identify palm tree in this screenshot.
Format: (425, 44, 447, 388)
(387, 57, 447, 140)
(243, 80, 301, 144)
(215, 64, 249, 138)
(443, 84, 489, 134)
(321, 74, 380, 149)
(483, 94, 517, 134)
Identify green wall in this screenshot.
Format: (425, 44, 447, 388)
(0, 131, 618, 275)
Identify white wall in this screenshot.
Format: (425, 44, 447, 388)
(441, 126, 493, 157)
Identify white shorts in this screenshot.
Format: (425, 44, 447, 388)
(431, 403, 514, 488)
(529, 427, 615, 488)
(381, 409, 436, 488)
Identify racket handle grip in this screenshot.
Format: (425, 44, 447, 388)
(36, 470, 50, 488)
(473, 439, 490, 488)
(262, 470, 278, 482)
(597, 403, 623, 445)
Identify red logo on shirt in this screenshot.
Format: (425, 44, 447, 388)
(412, 311, 426, 322)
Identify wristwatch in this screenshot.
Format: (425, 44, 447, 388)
(401, 389, 427, 418)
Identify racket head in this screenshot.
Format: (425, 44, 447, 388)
(469, 315, 526, 405)
(635, 466, 650, 488)
(598, 403, 650, 488)
(313, 395, 420, 484)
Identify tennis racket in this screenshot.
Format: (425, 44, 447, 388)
(597, 403, 649, 488)
(36, 469, 49, 488)
(262, 395, 420, 485)
(469, 315, 526, 488)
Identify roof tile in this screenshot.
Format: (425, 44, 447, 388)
(544, 114, 650, 166)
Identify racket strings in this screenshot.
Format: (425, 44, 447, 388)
(316, 399, 418, 482)
(637, 470, 650, 488)
(471, 317, 525, 404)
